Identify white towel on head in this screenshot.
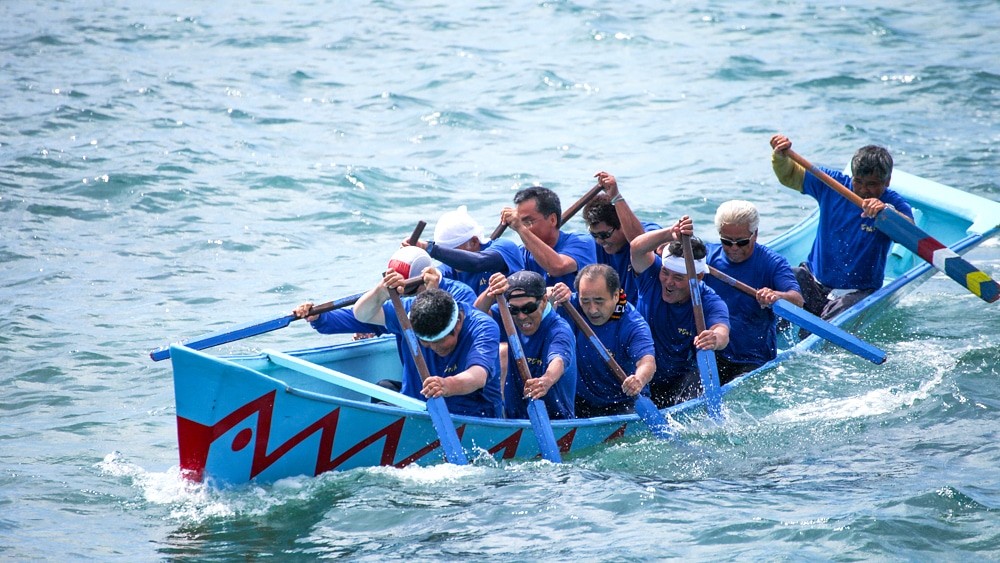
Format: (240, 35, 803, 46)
(433, 205, 487, 249)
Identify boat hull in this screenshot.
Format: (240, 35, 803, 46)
(169, 170, 1000, 486)
(171, 341, 659, 486)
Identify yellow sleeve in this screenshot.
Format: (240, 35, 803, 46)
(771, 151, 806, 192)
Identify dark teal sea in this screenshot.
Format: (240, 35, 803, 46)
(2, 1, 999, 561)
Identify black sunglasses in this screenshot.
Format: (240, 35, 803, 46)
(589, 227, 616, 241)
(507, 299, 541, 316)
(719, 231, 755, 248)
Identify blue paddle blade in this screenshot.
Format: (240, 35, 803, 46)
(425, 396, 469, 465)
(696, 350, 725, 422)
(633, 396, 676, 440)
(527, 399, 562, 463)
(772, 300, 887, 364)
(875, 204, 999, 303)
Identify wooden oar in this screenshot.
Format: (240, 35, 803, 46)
(388, 289, 468, 465)
(707, 266, 886, 364)
(681, 235, 724, 421)
(495, 294, 563, 462)
(561, 299, 676, 440)
(490, 183, 604, 239)
(149, 277, 424, 361)
(784, 149, 999, 303)
(387, 220, 467, 465)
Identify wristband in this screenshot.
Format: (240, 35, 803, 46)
(610, 195, 625, 205)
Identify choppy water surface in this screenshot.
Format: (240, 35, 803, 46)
(2, 1, 999, 561)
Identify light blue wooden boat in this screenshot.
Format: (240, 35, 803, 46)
(168, 170, 1000, 487)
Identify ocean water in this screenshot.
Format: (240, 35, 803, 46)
(2, 1, 1000, 561)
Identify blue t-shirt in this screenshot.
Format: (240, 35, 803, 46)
(438, 238, 525, 297)
(437, 277, 478, 306)
(557, 296, 656, 408)
(382, 300, 503, 418)
(803, 166, 913, 290)
(705, 243, 800, 366)
(521, 231, 597, 288)
(634, 255, 730, 382)
(594, 221, 661, 305)
(492, 303, 577, 420)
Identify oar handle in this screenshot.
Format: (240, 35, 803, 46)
(408, 221, 427, 246)
(681, 234, 708, 333)
(707, 265, 757, 298)
(561, 299, 630, 384)
(490, 183, 603, 240)
(559, 183, 604, 227)
(784, 149, 865, 209)
(496, 294, 535, 387)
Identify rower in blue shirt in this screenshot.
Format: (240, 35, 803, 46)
(500, 186, 596, 288)
(550, 264, 657, 418)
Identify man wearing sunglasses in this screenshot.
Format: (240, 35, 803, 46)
(479, 270, 578, 420)
(353, 270, 503, 418)
(770, 134, 913, 327)
(631, 223, 731, 408)
(549, 264, 657, 418)
(704, 200, 803, 383)
(582, 171, 662, 306)
(500, 186, 597, 288)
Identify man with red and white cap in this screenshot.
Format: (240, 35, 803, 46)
(630, 220, 731, 408)
(292, 247, 482, 402)
(353, 259, 503, 418)
(406, 205, 525, 297)
(292, 246, 476, 335)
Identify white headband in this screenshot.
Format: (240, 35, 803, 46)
(661, 254, 709, 275)
(412, 301, 459, 342)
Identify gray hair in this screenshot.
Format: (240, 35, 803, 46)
(574, 263, 620, 296)
(714, 200, 759, 234)
(851, 145, 893, 183)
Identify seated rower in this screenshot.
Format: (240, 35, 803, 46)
(292, 246, 476, 341)
(631, 223, 731, 408)
(500, 186, 597, 287)
(480, 270, 577, 420)
(352, 265, 503, 418)
(770, 134, 913, 327)
(704, 200, 803, 384)
(549, 264, 657, 418)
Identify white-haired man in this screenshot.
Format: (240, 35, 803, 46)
(704, 200, 802, 383)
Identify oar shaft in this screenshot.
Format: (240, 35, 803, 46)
(408, 220, 426, 246)
(681, 235, 724, 421)
(496, 293, 563, 463)
(562, 298, 676, 440)
(707, 265, 887, 364)
(561, 302, 629, 384)
(784, 149, 864, 208)
(706, 265, 757, 299)
(496, 294, 535, 387)
(388, 289, 468, 465)
(681, 235, 708, 333)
